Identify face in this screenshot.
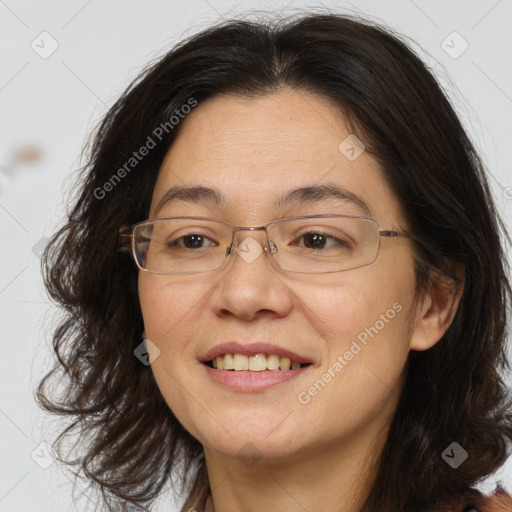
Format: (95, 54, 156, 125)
(138, 90, 428, 464)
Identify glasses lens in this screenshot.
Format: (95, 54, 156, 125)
(267, 216, 380, 273)
(133, 218, 231, 274)
(133, 216, 380, 274)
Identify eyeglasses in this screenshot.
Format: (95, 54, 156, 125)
(118, 215, 410, 275)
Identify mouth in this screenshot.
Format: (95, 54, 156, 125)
(199, 342, 314, 392)
(204, 353, 312, 371)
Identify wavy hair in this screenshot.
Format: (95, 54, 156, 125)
(37, 12, 512, 512)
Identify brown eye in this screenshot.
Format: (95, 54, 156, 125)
(168, 234, 217, 249)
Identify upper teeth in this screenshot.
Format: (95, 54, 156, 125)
(212, 353, 303, 371)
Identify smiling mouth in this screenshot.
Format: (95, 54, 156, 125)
(204, 353, 312, 371)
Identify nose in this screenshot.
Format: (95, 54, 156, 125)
(209, 228, 293, 321)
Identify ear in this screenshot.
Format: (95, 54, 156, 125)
(142, 330, 147, 340)
(409, 265, 464, 352)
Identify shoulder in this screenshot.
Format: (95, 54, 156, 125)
(476, 488, 512, 512)
(432, 487, 512, 512)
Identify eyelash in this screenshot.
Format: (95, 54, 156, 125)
(167, 231, 352, 250)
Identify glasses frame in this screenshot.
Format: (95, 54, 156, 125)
(118, 214, 411, 275)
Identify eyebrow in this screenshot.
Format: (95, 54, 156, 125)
(153, 183, 371, 217)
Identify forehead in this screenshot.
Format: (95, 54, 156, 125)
(150, 90, 403, 225)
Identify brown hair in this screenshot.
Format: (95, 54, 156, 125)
(37, 12, 512, 512)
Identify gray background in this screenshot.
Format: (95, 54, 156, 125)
(1, 0, 511, 510)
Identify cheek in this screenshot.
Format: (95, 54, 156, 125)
(137, 274, 208, 431)
(294, 289, 411, 435)
(301, 261, 415, 415)
(139, 273, 204, 337)
(138, 274, 214, 374)
(304, 263, 410, 343)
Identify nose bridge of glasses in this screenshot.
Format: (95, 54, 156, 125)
(230, 226, 274, 253)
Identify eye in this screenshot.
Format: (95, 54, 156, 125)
(291, 231, 354, 250)
(167, 233, 218, 249)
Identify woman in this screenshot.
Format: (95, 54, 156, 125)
(37, 12, 512, 512)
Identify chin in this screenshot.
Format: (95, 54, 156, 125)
(203, 434, 305, 464)
(189, 413, 306, 458)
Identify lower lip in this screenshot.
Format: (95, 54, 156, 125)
(202, 363, 311, 392)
